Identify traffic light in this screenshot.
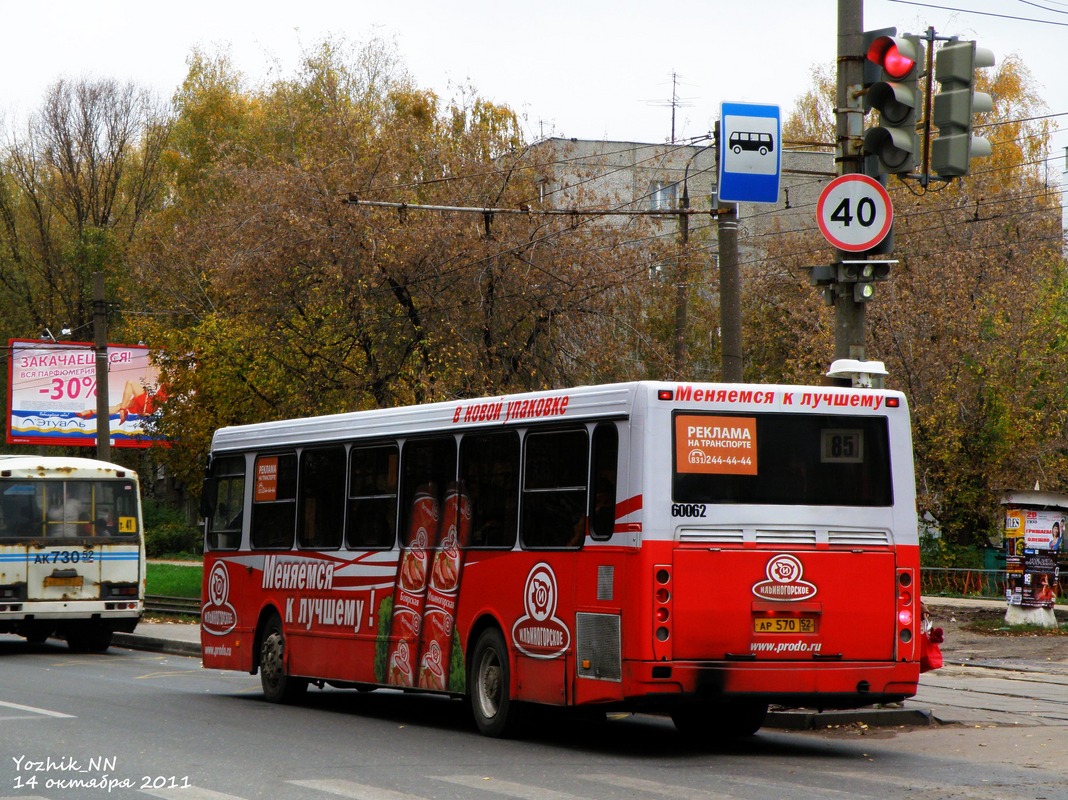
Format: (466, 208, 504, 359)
(931, 40, 995, 178)
(864, 33, 924, 175)
(839, 260, 893, 303)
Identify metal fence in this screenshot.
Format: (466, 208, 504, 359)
(920, 567, 1005, 597)
(144, 595, 201, 617)
(921, 567, 1068, 600)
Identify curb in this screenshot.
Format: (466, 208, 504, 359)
(113, 632, 201, 658)
(766, 707, 933, 730)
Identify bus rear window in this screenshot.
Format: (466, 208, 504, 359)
(0, 479, 140, 539)
(672, 412, 893, 506)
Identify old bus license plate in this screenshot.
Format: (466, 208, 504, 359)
(754, 617, 817, 634)
(44, 575, 84, 588)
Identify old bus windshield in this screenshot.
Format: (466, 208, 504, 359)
(672, 412, 893, 506)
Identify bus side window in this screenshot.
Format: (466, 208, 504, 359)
(460, 431, 519, 548)
(206, 456, 245, 550)
(251, 453, 297, 549)
(298, 447, 345, 549)
(347, 445, 399, 549)
(589, 423, 619, 540)
(400, 437, 457, 547)
(521, 429, 589, 549)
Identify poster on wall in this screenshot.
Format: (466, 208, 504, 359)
(7, 339, 167, 448)
(1005, 506, 1064, 607)
(1022, 509, 1065, 552)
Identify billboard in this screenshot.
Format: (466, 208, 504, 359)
(7, 339, 166, 448)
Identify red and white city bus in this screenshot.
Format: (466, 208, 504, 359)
(200, 380, 929, 738)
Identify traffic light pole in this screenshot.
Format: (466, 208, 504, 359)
(834, 0, 867, 362)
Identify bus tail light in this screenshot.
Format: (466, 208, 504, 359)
(653, 566, 672, 660)
(102, 583, 140, 599)
(896, 568, 917, 655)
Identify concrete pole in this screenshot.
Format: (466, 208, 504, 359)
(93, 272, 110, 462)
(718, 202, 743, 382)
(835, 0, 867, 361)
(713, 121, 743, 382)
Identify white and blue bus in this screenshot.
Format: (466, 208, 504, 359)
(0, 456, 145, 651)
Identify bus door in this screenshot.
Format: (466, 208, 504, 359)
(512, 424, 617, 706)
(670, 411, 900, 664)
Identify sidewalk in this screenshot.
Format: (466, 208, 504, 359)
(114, 596, 1068, 730)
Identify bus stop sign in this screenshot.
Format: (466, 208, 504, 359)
(718, 102, 782, 204)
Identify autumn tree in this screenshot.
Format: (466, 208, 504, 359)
(750, 53, 1068, 546)
(869, 54, 1067, 545)
(0, 78, 169, 341)
(128, 37, 669, 491)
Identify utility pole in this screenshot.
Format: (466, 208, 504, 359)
(835, 0, 867, 361)
(675, 181, 689, 376)
(93, 272, 110, 462)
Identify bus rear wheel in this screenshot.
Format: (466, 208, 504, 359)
(259, 613, 307, 703)
(671, 699, 768, 740)
(469, 627, 521, 738)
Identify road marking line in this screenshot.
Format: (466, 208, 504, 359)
(436, 775, 584, 800)
(141, 787, 247, 800)
(0, 699, 74, 718)
(290, 778, 427, 800)
(581, 773, 741, 799)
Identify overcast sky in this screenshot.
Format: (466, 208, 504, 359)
(2, 0, 1065, 170)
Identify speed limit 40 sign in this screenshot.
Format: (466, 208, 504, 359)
(816, 174, 893, 252)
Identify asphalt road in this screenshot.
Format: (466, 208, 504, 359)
(3, 628, 1068, 800)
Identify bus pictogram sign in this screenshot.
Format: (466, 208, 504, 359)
(816, 174, 893, 252)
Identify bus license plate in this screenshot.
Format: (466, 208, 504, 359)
(753, 617, 816, 634)
(44, 575, 84, 588)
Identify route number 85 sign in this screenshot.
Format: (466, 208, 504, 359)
(816, 174, 893, 252)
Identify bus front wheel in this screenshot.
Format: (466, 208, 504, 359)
(469, 627, 521, 738)
(259, 613, 307, 703)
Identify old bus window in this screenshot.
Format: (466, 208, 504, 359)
(251, 453, 298, 549)
(89, 480, 140, 537)
(205, 455, 245, 550)
(298, 447, 345, 549)
(347, 444, 399, 549)
(400, 437, 457, 547)
(672, 412, 893, 506)
(460, 431, 519, 548)
(589, 423, 619, 540)
(22, 480, 139, 540)
(521, 428, 589, 548)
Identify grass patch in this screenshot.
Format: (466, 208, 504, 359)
(146, 563, 202, 598)
(963, 617, 1068, 636)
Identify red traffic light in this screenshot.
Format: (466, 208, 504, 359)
(867, 36, 917, 80)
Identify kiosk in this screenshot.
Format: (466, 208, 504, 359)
(1001, 491, 1065, 627)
